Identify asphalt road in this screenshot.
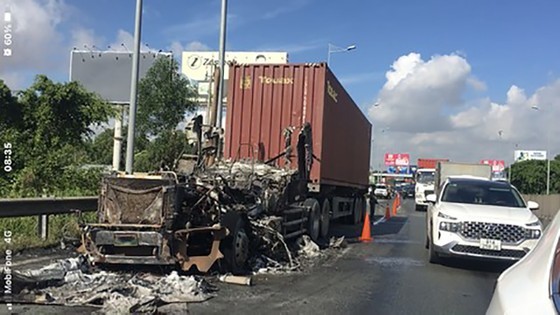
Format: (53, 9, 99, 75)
(187, 199, 510, 315)
(7, 199, 510, 315)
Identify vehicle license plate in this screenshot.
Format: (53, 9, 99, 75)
(479, 238, 501, 251)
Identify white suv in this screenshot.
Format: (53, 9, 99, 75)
(426, 177, 542, 263)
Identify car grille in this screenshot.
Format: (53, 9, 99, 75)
(451, 244, 526, 259)
(459, 221, 526, 244)
(424, 190, 434, 197)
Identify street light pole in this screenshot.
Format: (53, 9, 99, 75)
(125, 0, 143, 174)
(546, 127, 551, 195)
(531, 105, 551, 194)
(327, 43, 356, 65)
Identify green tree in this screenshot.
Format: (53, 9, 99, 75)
(0, 76, 114, 197)
(510, 159, 560, 194)
(134, 130, 193, 172)
(137, 56, 197, 137)
(86, 127, 150, 170)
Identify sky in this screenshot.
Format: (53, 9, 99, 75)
(1, 0, 560, 170)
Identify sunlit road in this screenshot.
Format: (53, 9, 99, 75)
(188, 199, 509, 315)
(10, 199, 509, 315)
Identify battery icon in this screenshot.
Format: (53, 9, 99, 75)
(4, 12, 11, 22)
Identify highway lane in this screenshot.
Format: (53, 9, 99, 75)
(187, 199, 510, 315)
(9, 199, 509, 314)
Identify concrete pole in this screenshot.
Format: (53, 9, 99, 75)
(216, 0, 228, 157)
(112, 104, 124, 171)
(547, 128, 551, 195)
(125, 0, 143, 174)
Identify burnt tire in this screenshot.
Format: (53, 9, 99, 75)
(220, 212, 250, 275)
(305, 198, 321, 243)
(320, 199, 331, 239)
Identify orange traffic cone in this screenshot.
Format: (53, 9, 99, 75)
(392, 198, 398, 216)
(359, 211, 373, 242)
(385, 204, 391, 220)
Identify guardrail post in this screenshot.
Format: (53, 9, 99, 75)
(38, 214, 48, 240)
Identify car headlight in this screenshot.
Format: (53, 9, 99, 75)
(437, 212, 457, 220)
(439, 221, 460, 232)
(526, 220, 541, 227)
(525, 229, 542, 239)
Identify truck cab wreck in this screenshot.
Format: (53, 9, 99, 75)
(79, 63, 372, 275)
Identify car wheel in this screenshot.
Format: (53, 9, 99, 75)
(428, 223, 440, 264)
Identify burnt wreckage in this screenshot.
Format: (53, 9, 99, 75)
(79, 121, 319, 274)
(79, 63, 372, 275)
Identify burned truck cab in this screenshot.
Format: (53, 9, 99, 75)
(80, 172, 228, 273)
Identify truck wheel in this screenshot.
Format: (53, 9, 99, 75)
(320, 199, 331, 239)
(220, 212, 250, 274)
(352, 197, 363, 225)
(304, 198, 321, 243)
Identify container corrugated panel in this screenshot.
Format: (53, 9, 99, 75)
(225, 63, 371, 189)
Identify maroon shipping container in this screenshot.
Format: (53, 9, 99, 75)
(224, 63, 371, 189)
(417, 158, 449, 169)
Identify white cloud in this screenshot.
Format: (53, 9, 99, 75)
(71, 27, 105, 50)
(169, 41, 211, 54)
(0, 0, 67, 74)
(368, 52, 560, 169)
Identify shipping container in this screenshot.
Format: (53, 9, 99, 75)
(417, 158, 449, 169)
(225, 63, 371, 190)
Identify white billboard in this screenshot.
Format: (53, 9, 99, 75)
(181, 51, 288, 82)
(70, 50, 173, 103)
(514, 150, 547, 162)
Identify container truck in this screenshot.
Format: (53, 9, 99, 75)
(80, 63, 372, 274)
(415, 158, 449, 211)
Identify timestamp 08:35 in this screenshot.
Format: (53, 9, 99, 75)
(4, 143, 12, 173)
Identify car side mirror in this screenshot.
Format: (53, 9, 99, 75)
(426, 194, 437, 203)
(527, 201, 539, 211)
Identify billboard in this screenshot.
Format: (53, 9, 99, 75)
(514, 150, 547, 162)
(180, 51, 288, 124)
(480, 159, 505, 172)
(70, 50, 173, 103)
(181, 51, 288, 82)
(385, 153, 410, 166)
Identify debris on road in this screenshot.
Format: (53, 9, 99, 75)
(218, 274, 252, 286)
(298, 235, 321, 258)
(1, 256, 215, 314)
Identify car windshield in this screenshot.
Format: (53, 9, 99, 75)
(376, 185, 386, 189)
(441, 181, 526, 208)
(416, 172, 435, 184)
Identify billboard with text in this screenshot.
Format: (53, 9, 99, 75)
(514, 150, 547, 162)
(385, 153, 410, 166)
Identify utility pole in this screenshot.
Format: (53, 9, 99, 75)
(215, 0, 228, 158)
(125, 0, 143, 174)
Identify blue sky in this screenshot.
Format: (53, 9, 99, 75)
(2, 0, 560, 168)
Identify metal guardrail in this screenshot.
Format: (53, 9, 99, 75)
(0, 196, 98, 218)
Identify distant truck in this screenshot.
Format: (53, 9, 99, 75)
(434, 161, 492, 196)
(415, 158, 449, 211)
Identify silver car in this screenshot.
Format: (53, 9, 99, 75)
(486, 208, 560, 314)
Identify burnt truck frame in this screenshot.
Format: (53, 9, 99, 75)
(80, 124, 331, 274)
(79, 63, 372, 274)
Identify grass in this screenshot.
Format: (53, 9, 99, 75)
(0, 212, 97, 253)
